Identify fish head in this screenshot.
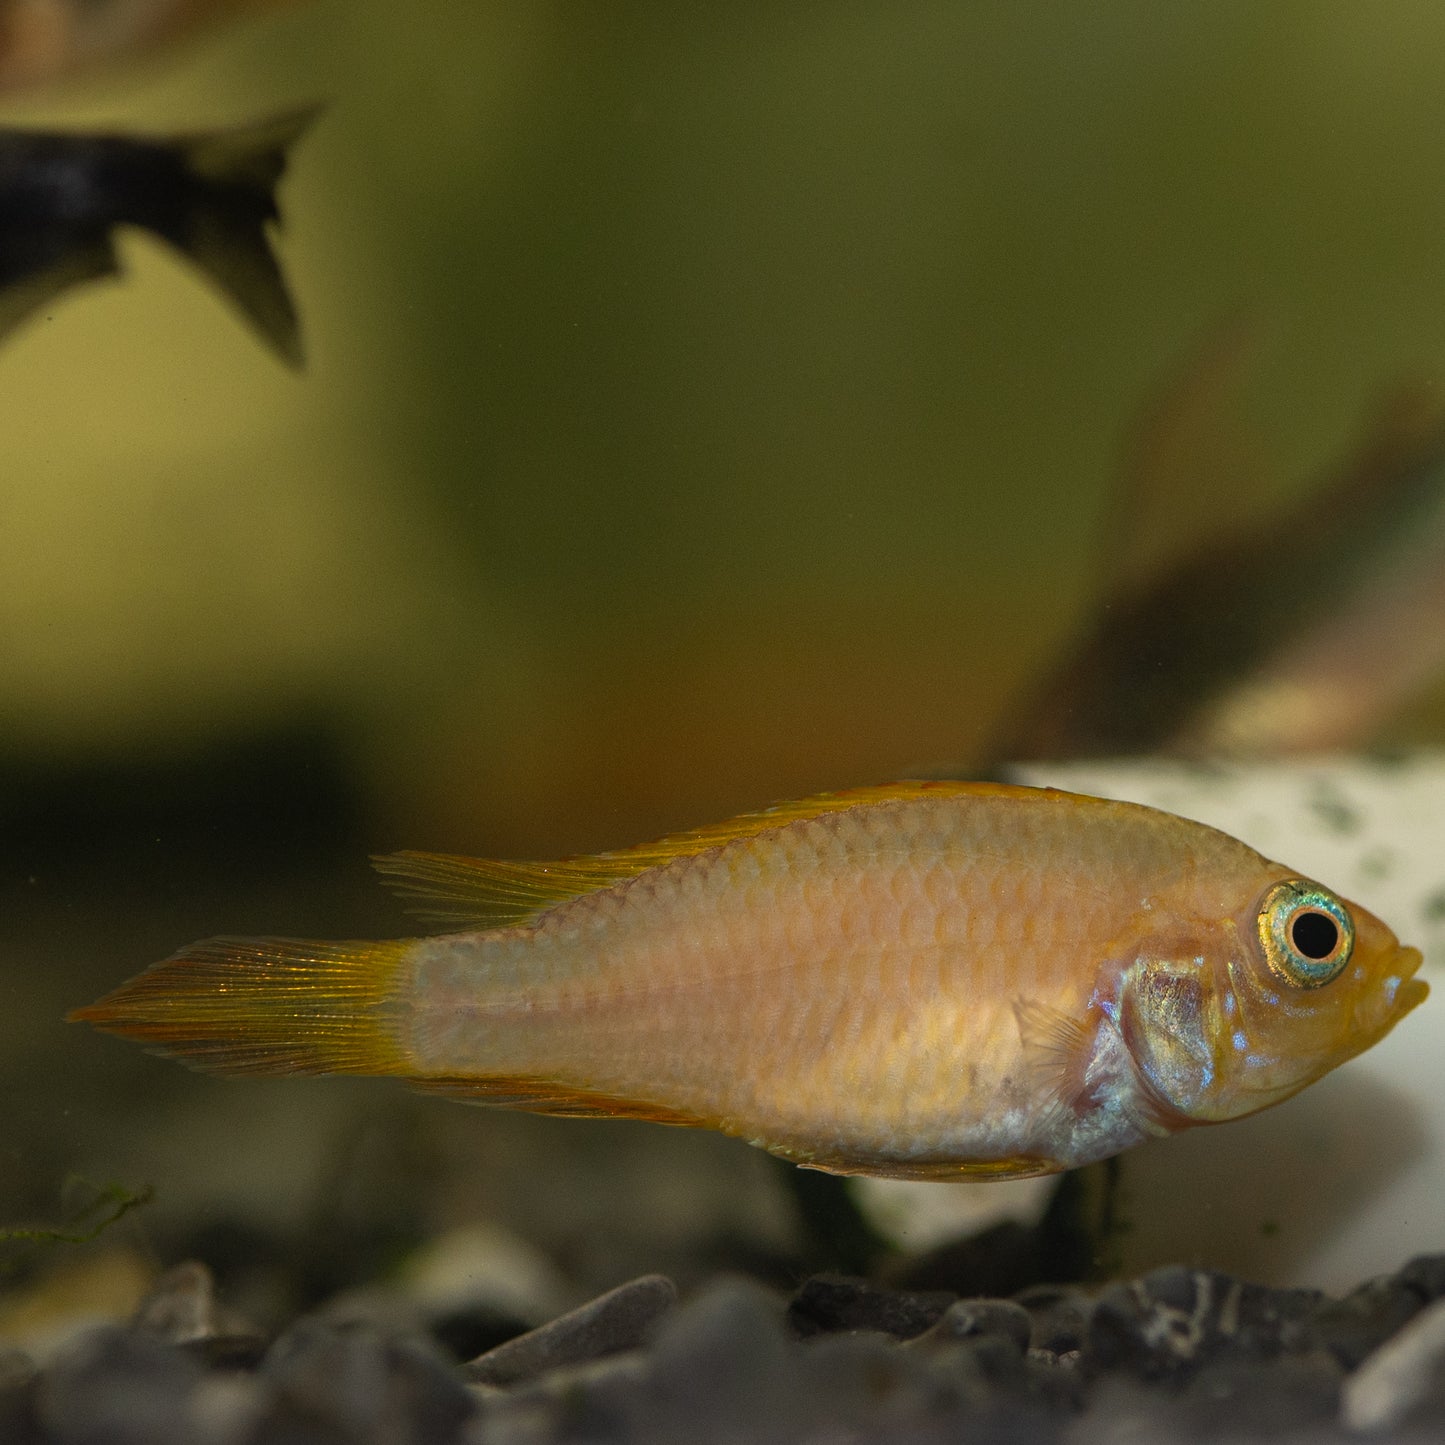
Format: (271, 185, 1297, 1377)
(1118, 871, 1426, 1126)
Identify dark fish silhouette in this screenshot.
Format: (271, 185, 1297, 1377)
(989, 326, 1445, 762)
(0, 105, 317, 364)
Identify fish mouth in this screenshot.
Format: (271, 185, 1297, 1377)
(1356, 945, 1428, 1040)
(1393, 944, 1426, 993)
(1395, 959, 1429, 1016)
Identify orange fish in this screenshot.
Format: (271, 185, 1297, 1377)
(71, 781, 1426, 1180)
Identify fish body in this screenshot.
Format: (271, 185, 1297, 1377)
(0, 106, 315, 363)
(72, 782, 1426, 1180)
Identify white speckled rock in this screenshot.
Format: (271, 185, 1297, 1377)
(1342, 1295, 1445, 1432)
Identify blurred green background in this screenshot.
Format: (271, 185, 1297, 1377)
(6, 0, 1445, 1324)
(10, 1, 1445, 853)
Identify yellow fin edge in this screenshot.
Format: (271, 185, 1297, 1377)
(409, 1075, 714, 1127)
(372, 779, 1064, 928)
(68, 936, 412, 1078)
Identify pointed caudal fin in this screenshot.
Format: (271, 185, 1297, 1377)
(171, 105, 321, 366)
(68, 935, 411, 1078)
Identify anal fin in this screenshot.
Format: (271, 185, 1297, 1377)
(409, 1075, 711, 1127)
(760, 1138, 1063, 1181)
(411, 1077, 1070, 1178)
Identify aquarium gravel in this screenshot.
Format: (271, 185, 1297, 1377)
(7, 1252, 1445, 1443)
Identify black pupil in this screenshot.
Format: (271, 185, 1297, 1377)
(1291, 909, 1339, 961)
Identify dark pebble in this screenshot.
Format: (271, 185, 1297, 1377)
(912, 1298, 1035, 1355)
(1084, 1266, 1323, 1385)
(133, 1258, 271, 1373)
(429, 1303, 534, 1364)
(787, 1274, 954, 1340)
(464, 1274, 677, 1387)
(485, 1283, 803, 1439)
(0, 1371, 42, 1445)
(1398, 1252, 1445, 1304)
(1316, 1272, 1427, 1370)
(1179, 1347, 1343, 1437)
(803, 1330, 948, 1426)
(953, 1332, 1083, 1416)
(609, 1281, 803, 1445)
(257, 1319, 475, 1443)
(1014, 1284, 1094, 1358)
(803, 1327, 1066, 1442)
(35, 1328, 205, 1445)
(0, 1346, 35, 1391)
(647, 1280, 793, 1393)
(479, 1283, 797, 1439)
(23, 1248, 1445, 1443)
(477, 1350, 653, 1445)
(1067, 1377, 1182, 1445)
(180, 1333, 270, 1372)
(1341, 1295, 1445, 1433)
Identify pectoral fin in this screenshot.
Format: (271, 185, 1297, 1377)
(1013, 998, 1099, 1114)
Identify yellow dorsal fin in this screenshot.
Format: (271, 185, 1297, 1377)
(373, 779, 1038, 929)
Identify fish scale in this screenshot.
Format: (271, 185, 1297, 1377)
(71, 781, 1425, 1180)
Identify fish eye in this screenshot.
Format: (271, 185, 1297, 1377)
(1257, 880, 1355, 988)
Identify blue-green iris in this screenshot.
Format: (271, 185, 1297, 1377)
(1257, 880, 1354, 988)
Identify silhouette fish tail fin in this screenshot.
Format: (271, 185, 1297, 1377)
(174, 105, 321, 366)
(68, 935, 411, 1078)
